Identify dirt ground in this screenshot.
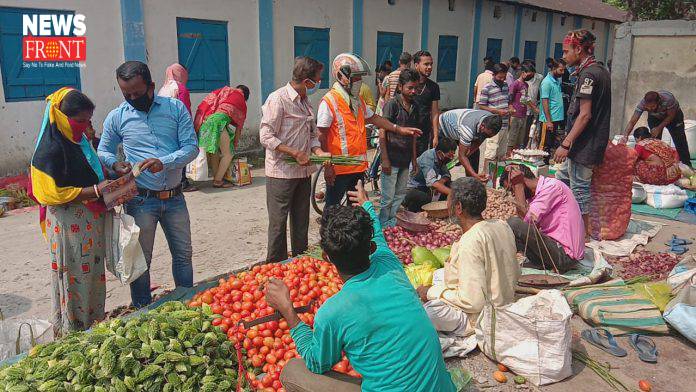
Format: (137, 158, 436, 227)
(1, 166, 695, 391)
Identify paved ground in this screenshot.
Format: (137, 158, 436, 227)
(0, 167, 694, 391)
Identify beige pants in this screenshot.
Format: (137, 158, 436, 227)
(484, 124, 509, 160)
(213, 130, 234, 182)
(280, 358, 362, 392)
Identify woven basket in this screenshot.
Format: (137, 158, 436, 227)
(422, 201, 450, 219)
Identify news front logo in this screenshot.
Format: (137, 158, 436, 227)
(22, 14, 86, 63)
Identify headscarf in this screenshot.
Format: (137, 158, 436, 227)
(158, 63, 192, 114)
(29, 87, 106, 237)
(193, 86, 247, 132)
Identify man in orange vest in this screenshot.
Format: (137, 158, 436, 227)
(318, 53, 422, 206)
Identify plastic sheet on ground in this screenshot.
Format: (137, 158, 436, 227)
(586, 218, 663, 257)
(521, 246, 612, 287)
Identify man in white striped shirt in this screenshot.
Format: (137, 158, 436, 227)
(437, 109, 502, 182)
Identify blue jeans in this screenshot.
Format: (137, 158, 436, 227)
(555, 158, 593, 214)
(379, 167, 410, 227)
(124, 194, 193, 307)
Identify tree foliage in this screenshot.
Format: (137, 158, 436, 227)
(604, 0, 696, 21)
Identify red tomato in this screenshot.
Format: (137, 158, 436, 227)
(212, 318, 222, 326)
(266, 353, 277, 364)
(284, 350, 295, 360)
(251, 355, 264, 368)
(242, 338, 252, 350)
(252, 336, 264, 347)
(263, 337, 275, 348)
(267, 321, 279, 331)
(261, 329, 273, 338)
(246, 329, 258, 339)
(253, 290, 264, 301)
(222, 309, 233, 318)
(273, 380, 283, 389)
(274, 329, 284, 338)
(259, 346, 270, 355)
(279, 320, 288, 330)
(282, 334, 293, 345)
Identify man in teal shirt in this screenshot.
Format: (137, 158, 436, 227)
(538, 59, 567, 158)
(265, 182, 455, 392)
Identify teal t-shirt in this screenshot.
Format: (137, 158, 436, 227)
(290, 202, 455, 392)
(539, 73, 564, 123)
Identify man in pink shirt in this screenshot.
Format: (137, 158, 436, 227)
(259, 56, 330, 263)
(500, 164, 584, 273)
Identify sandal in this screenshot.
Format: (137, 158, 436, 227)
(213, 181, 234, 189)
(628, 334, 658, 363)
(581, 328, 627, 357)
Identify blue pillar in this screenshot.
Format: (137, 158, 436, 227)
(574, 16, 582, 29)
(353, 0, 363, 56)
(259, 0, 274, 103)
(468, 0, 483, 106)
(119, 0, 146, 62)
(544, 12, 553, 64)
(421, 0, 430, 50)
(513, 5, 523, 57)
(603, 22, 611, 62)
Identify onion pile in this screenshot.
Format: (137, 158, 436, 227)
(482, 188, 517, 221)
(384, 221, 462, 264)
(611, 250, 680, 280)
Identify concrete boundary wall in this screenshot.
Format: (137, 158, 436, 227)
(611, 20, 696, 135)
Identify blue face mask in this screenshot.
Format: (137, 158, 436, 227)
(305, 79, 320, 96)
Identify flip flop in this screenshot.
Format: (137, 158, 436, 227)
(628, 334, 658, 363)
(581, 328, 627, 357)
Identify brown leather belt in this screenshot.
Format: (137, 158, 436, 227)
(137, 185, 183, 200)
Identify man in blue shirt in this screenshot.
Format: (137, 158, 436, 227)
(538, 59, 567, 157)
(403, 139, 457, 212)
(265, 181, 455, 392)
(98, 61, 198, 307)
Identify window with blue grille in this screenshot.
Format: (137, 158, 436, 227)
(376, 31, 403, 70)
(177, 18, 229, 93)
(437, 35, 458, 82)
(485, 38, 502, 64)
(294, 27, 329, 88)
(0, 7, 81, 102)
(523, 41, 537, 63)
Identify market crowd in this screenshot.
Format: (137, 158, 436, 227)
(28, 27, 690, 391)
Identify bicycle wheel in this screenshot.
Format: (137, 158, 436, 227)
(311, 166, 325, 215)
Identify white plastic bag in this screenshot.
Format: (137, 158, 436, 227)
(186, 147, 208, 181)
(664, 273, 696, 344)
(476, 290, 573, 386)
(105, 209, 147, 285)
(644, 184, 688, 209)
(0, 313, 53, 361)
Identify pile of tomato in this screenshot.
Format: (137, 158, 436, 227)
(188, 256, 360, 392)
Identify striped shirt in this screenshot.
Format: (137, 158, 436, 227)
(383, 69, 403, 100)
(636, 90, 680, 120)
(259, 83, 321, 179)
(439, 109, 494, 146)
(479, 82, 510, 112)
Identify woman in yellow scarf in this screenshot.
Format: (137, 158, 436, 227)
(30, 87, 108, 336)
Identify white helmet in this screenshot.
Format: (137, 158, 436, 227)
(332, 53, 371, 80)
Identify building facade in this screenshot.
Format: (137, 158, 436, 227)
(0, 0, 623, 177)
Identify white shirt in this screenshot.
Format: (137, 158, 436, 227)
(527, 73, 544, 115)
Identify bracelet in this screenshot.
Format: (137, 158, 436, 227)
(394, 124, 400, 133)
(560, 144, 570, 150)
(93, 184, 100, 198)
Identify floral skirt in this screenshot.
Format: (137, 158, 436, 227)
(46, 203, 106, 336)
(636, 161, 679, 185)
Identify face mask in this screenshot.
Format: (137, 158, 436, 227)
(524, 74, 534, 81)
(67, 118, 89, 140)
(126, 89, 153, 112)
(305, 80, 320, 96)
(349, 80, 362, 97)
(494, 79, 505, 88)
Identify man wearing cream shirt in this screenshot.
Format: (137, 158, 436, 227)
(416, 177, 520, 356)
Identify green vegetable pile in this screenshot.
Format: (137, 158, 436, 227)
(0, 301, 246, 392)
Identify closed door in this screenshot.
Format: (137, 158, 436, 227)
(376, 31, 403, 69)
(553, 43, 563, 61)
(523, 41, 537, 63)
(486, 38, 502, 64)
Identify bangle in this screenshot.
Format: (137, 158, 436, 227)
(93, 184, 100, 198)
(394, 124, 399, 133)
(560, 144, 570, 150)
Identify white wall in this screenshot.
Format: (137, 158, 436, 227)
(428, 0, 474, 110)
(549, 12, 571, 59)
(271, 0, 351, 112)
(517, 7, 548, 67)
(362, 0, 421, 99)
(478, 1, 516, 64)
(0, 0, 124, 176)
(141, 0, 261, 132)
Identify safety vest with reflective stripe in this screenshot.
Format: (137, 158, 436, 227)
(322, 89, 368, 175)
